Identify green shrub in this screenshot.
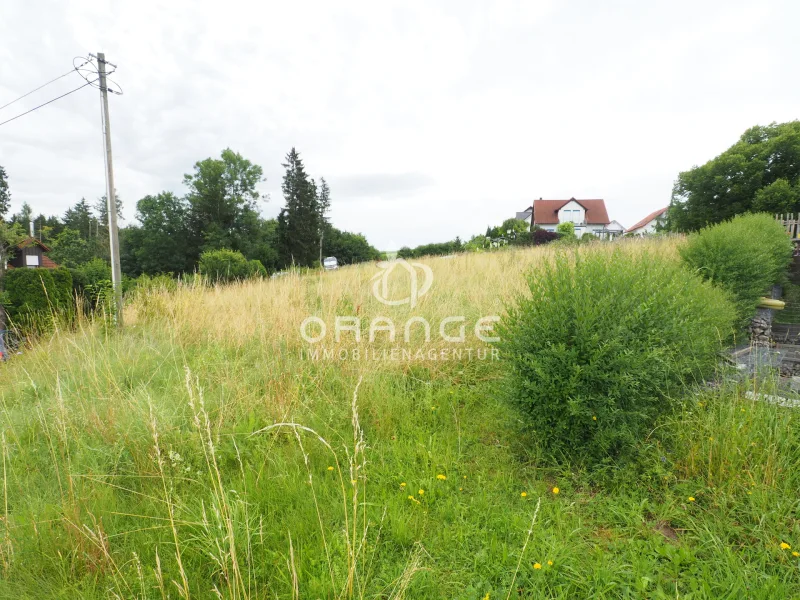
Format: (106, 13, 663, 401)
(5, 268, 57, 318)
(556, 222, 575, 237)
(50, 268, 74, 309)
(498, 248, 737, 466)
(247, 259, 267, 278)
(199, 249, 265, 283)
(680, 213, 793, 321)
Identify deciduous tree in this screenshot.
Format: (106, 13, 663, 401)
(669, 121, 800, 231)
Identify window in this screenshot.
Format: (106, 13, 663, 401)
(561, 208, 582, 224)
(25, 254, 40, 267)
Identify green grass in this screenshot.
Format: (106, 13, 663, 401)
(0, 240, 799, 598)
(0, 327, 799, 598)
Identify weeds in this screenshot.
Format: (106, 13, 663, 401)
(0, 237, 798, 598)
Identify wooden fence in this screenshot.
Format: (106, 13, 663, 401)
(776, 214, 800, 240)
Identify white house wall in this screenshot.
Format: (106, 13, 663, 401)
(631, 219, 658, 235)
(557, 200, 585, 225)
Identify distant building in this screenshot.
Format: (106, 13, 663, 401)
(597, 220, 626, 240)
(6, 237, 59, 270)
(516, 198, 612, 237)
(626, 207, 668, 235)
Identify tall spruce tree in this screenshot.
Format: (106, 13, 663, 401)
(63, 198, 94, 239)
(277, 148, 321, 267)
(318, 177, 331, 226)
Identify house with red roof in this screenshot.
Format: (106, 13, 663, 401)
(6, 237, 59, 270)
(516, 198, 620, 238)
(625, 207, 668, 235)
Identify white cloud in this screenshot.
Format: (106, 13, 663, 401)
(1, 0, 798, 247)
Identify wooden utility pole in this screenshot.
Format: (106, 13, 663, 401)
(97, 52, 123, 327)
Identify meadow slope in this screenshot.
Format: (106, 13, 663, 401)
(1, 237, 799, 599)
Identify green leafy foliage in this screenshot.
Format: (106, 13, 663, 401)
(199, 249, 266, 283)
(397, 239, 463, 259)
(322, 227, 381, 264)
(50, 227, 93, 268)
(556, 221, 575, 237)
(184, 148, 265, 261)
(121, 192, 192, 276)
(4, 267, 73, 319)
(498, 249, 737, 466)
(679, 213, 794, 321)
(670, 121, 800, 231)
(49, 268, 74, 309)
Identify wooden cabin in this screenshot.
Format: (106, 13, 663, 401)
(6, 237, 59, 270)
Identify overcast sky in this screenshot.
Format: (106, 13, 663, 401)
(1, 0, 798, 249)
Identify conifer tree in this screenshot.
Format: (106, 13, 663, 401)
(277, 148, 321, 267)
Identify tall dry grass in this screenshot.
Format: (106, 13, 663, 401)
(126, 236, 685, 365)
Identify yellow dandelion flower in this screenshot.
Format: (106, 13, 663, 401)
(592, 416, 597, 421)
(463, 475, 467, 479)
(327, 466, 334, 471)
(521, 492, 527, 498)
(482, 593, 490, 600)
(709, 437, 714, 441)
(780, 542, 791, 550)
(437, 474, 447, 481)
(407, 495, 420, 504)
(552, 487, 560, 495)
(533, 562, 542, 569)
(400, 482, 406, 488)
(547, 560, 553, 566)
(418, 489, 424, 496)
(793, 551, 799, 557)
(459, 487, 463, 491)
(747, 491, 752, 495)
(688, 496, 695, 502)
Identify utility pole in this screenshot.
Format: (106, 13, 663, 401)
(97, 52, 123, 327)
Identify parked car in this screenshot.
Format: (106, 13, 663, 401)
(323, 256, 339, 271)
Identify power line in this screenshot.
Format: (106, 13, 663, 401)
(0, 80, 95, 128)
(0, 60, 89, 112)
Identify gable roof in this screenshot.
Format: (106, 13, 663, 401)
(626, 207, 668, 232)
(17, 237, 52, 252)
(532, 198, 610, 225)
(6, 237, 59, 269)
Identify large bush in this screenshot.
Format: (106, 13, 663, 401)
(680, 213, 793, 321)
(199, 249, 266, 283)
(5, 268, 56, 318)
(50, 268, 74, 309)
(4, 267, 72, 322)
(498, 249, 737, 465)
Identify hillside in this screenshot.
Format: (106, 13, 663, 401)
(1, 237, 799, 599)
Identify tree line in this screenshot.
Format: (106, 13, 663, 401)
(1, 147, 381, 285)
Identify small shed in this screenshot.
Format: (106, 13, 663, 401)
(6, 237, 59, 270)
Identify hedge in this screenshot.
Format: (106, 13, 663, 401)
(4, 267, 73, 320)
(680, 213, 794, 322)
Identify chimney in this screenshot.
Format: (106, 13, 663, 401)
(29, 221, 34, 238)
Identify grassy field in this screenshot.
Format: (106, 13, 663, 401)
(1, 237, 799, 599)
